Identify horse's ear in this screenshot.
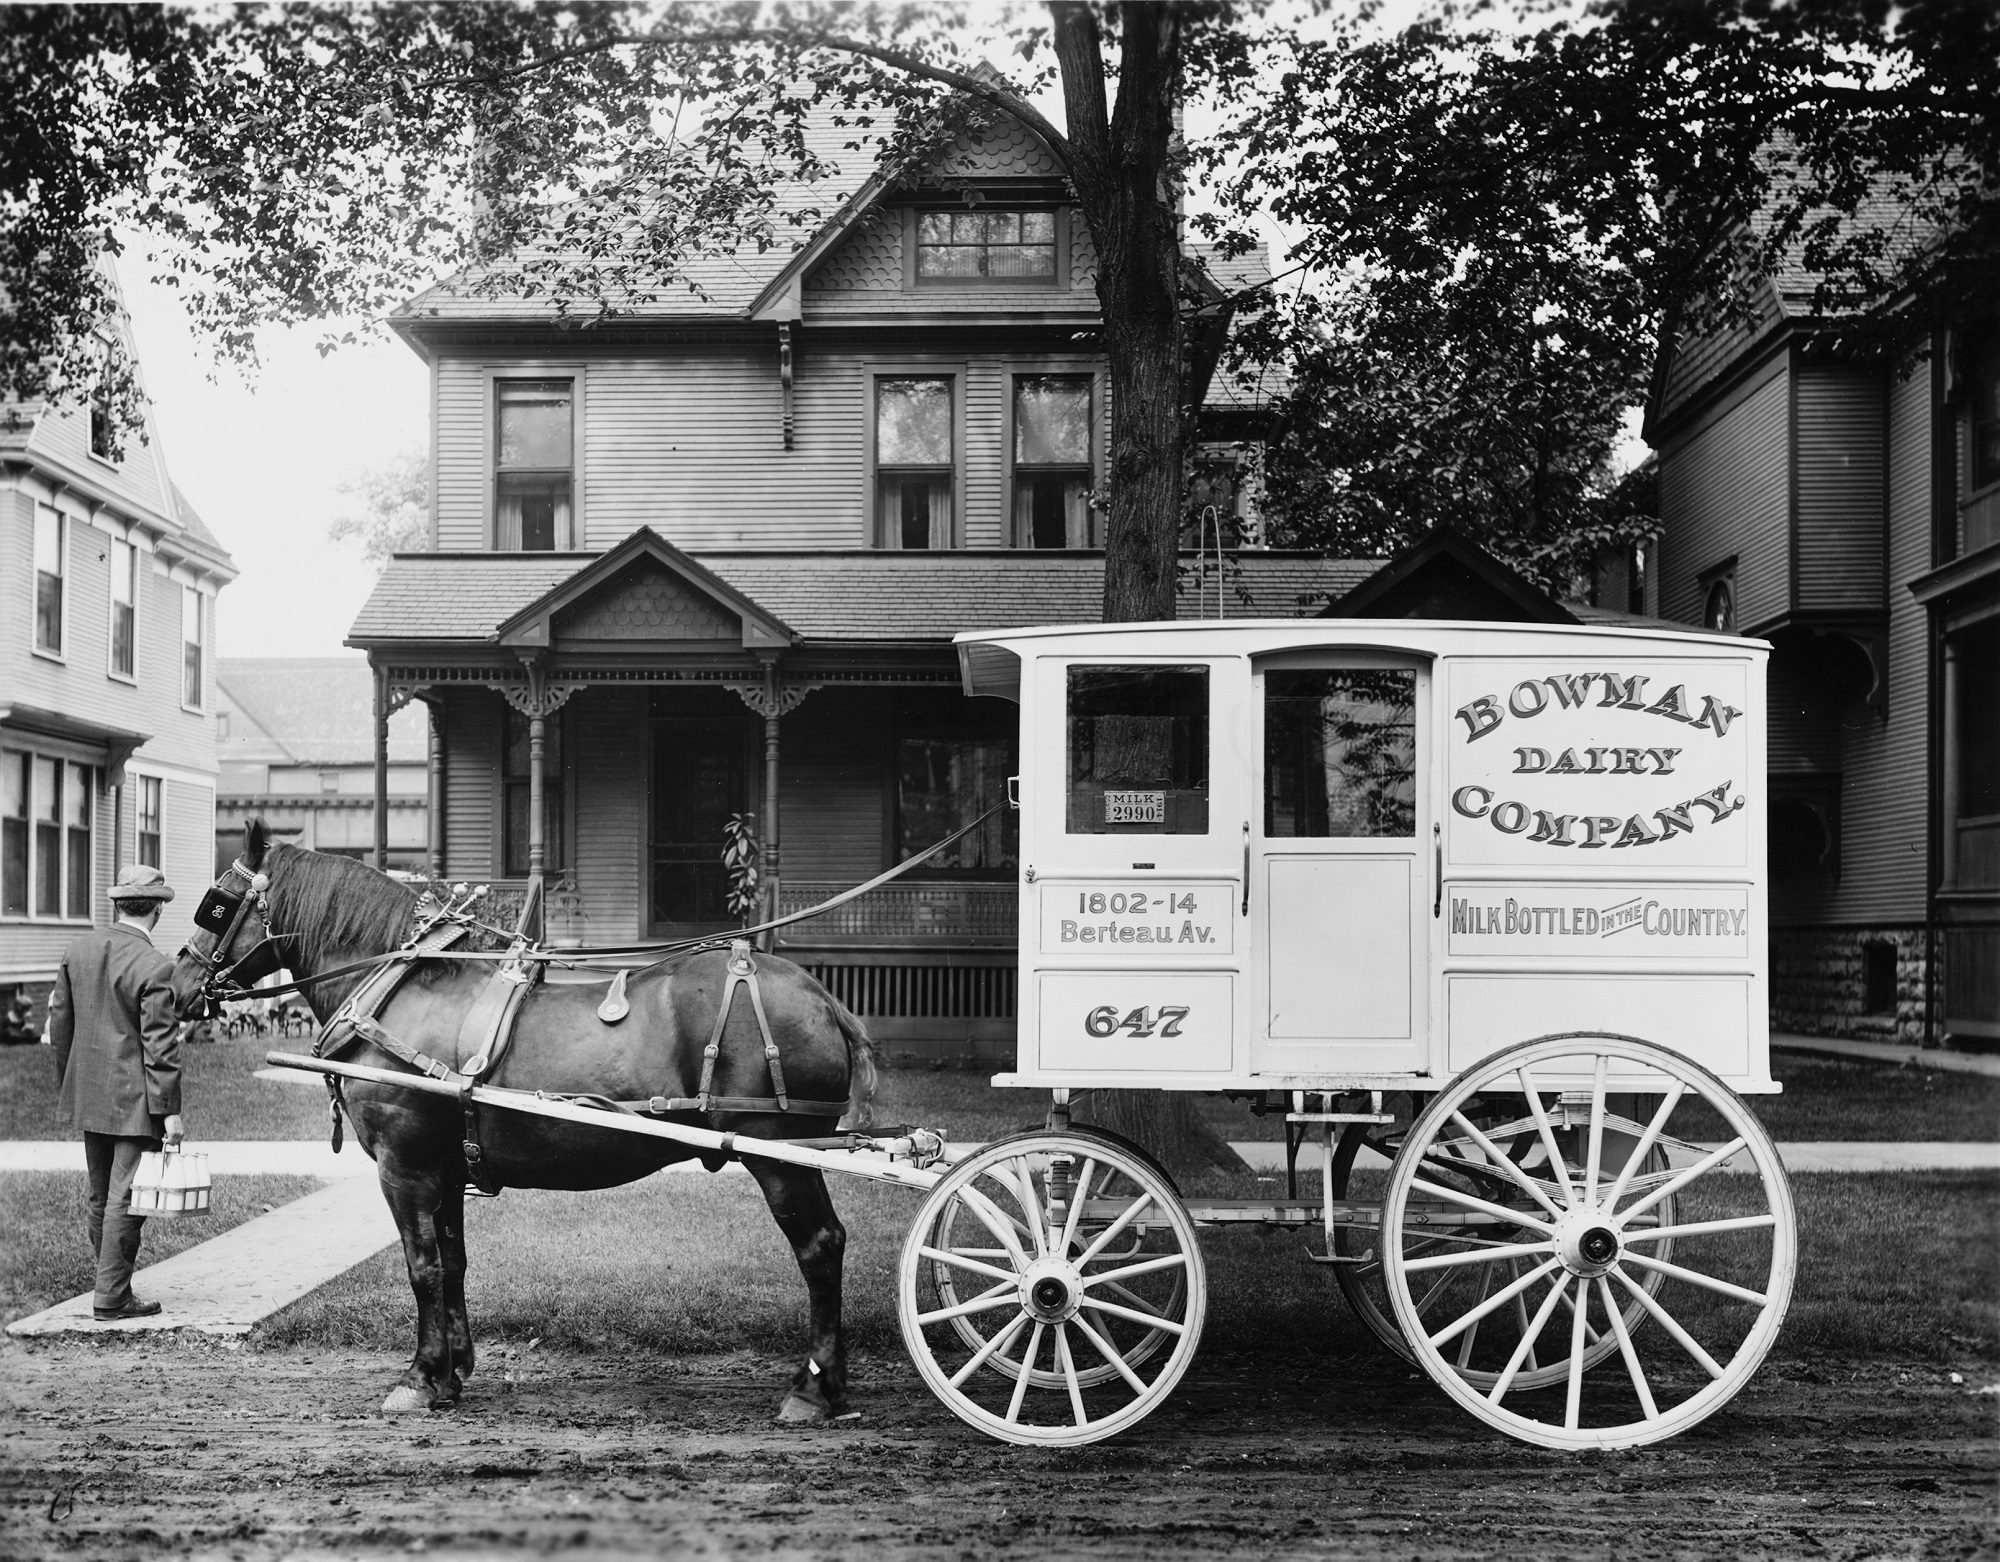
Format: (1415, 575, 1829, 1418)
(245, 817, 270, 870)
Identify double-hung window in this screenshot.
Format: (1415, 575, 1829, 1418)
(1, 752, 93, 920)
(109, 537, 137, 679)
(33, 506, 64, 656)
(1013, 376, 1095, 548)
(875, 377, 954, 549)
(137, 775, 163, 869)
(496, 379, 573, 550)
(181, 586, 205, 708)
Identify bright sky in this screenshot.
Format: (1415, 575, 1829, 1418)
(121, 253, 428, 661)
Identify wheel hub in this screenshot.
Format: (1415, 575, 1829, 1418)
(1019, 1256, 1083, 1323)
(1554, 1207, 1624, 1278)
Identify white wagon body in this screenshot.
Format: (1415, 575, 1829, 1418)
(958, 619, 1774, 1097)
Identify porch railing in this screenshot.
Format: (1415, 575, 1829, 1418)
(775, 879, 1018, 948)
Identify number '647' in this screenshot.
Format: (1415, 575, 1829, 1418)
(1084, 1005, 1189, 1039)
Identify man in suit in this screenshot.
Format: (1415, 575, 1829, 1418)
(49, 864, 187, 1322)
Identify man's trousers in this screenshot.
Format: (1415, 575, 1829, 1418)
(82, 1131, 159, 1311)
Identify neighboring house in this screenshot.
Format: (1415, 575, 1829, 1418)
(215, 658, 429, 873)
(1, 272, 237, 1024)
(1645, 229, 1997, 1048)
(348, 105, 1351, 1050)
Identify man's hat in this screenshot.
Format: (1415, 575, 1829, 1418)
(107, 865, 176, 905)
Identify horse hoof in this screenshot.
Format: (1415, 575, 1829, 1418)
(381, 1385, 429, 1415)
(775, 1390, 831, 1424)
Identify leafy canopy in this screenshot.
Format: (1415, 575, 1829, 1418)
(1204, 0, 1998, 591)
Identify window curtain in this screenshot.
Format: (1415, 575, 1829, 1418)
(496, 482, 570, 551)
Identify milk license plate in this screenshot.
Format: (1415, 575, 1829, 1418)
(1104, 790, 1165, 824)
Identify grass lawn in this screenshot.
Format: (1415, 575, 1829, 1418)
(259, 1165, 2000, 1370)
(0, 1171, 325, 1325)
(0, 1036, 332, 1141)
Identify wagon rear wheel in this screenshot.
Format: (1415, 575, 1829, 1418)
(898, 1130, 1206, 1446)
(1334, 1115, 1681, 1391)
(1381, 1034, 1795, 1450)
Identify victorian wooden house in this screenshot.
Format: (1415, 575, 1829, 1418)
(2, 272, 236, 1018)
(350, 110, 1351, 1051)
(1646, 225, 1998, 1049)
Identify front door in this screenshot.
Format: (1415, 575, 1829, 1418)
(650, 718, 749, 934)
(1253, 657, 1429, 1075)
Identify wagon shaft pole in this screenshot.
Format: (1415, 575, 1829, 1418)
(265, 1051, 945, 1191)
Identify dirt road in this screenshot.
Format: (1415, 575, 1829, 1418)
(1, 1340, 1993, 1560)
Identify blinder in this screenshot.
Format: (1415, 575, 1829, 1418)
(182, 860, 288, 1008)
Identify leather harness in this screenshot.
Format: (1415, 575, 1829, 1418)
(315, 936, 848, 1194)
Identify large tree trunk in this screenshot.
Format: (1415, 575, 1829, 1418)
(1049, 3, 1239, 1180)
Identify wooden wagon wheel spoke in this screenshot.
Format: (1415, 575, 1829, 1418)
(1602, 1083, 1687, 1210)
(1454, 1257, 1499, 1371)
(1617, 1250, 1770, 1308)
(1582, 1056, 1610, 1201)
(948, 1313, 1031, 1390)
(914, 1279, 1019, 1328)
(1069, 1309, 1150, 1396)
(1082, 1295, 1189, 1335)
(1616, 1138, 1750, 1223)
(1079, 1251, 1187, 1287)
(1598, 1275, 1660, 1421)
(1621, 1213, 1778, 1245)
(1516, 1066, 1579, 1208)
(1446, 1110, 1566, 1220)
(1005, 1323, 1045, 1423)
(1486, 1271, 1571, 1404)
(1427, 1256, 1562, 1349)
(916, 1244, 1018, 1285)
(1610, 1266, 1727, 1380)
(1407, 1177, 1556, 1236)
(1054, 1325, 1089, 1427)
(1057, 1157, 1098, 1255)
(1402, 1239, 1554, 1274)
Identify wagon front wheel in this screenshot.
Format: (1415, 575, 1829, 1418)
(1382, 1034, 1795, 1450)
(898, 1130, 1207, 1447)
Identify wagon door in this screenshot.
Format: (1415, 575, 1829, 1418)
(1252, 655, 1430, 1075)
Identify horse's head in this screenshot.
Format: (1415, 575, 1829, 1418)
(168, 818, 295, 1020)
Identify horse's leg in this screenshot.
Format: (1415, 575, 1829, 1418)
(436, 1176, 475, 1383)
(376, 1151, 462, 1413)
(746, 1160, 854, 1424)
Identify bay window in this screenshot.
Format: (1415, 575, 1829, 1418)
(875, 377, 954, 549)
(1013, 375, 1096, 549)
(1, 751, 94, 920)
(33, 505, 64, 655)
(496, 379, 573, 550)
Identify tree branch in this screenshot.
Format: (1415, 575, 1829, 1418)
(417, 21, 1075, 177)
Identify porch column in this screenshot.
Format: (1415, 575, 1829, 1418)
(372, 666, 390, 871)
(500, 663, 577, 941)
(426, 702, 445, 879)
(1940, 635, 1962, 893)
(733, 663, 820, 951)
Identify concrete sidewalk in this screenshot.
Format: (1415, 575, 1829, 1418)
(1773, 1031, 2000, 1076)
(6, 1177, 396, 1340)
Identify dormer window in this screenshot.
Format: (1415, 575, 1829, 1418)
(496, 379, 573, 550)
(917, 211, 1056, 281)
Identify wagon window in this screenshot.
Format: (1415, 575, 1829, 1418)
(1066, 665, 1209, 835)
(1265, 668, 1416, 837)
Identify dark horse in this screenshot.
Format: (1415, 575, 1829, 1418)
(167, 821, 875, 1420)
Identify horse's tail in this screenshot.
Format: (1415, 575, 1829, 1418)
(826, 992, 877, 1132)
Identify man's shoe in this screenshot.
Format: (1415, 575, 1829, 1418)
(92, 1299, 162, 1322)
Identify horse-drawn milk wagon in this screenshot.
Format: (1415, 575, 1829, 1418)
(204, 617, 1789, 1454)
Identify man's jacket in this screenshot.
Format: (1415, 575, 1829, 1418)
(49, 923, 181, 1136)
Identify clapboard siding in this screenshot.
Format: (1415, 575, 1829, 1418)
(1, 505, 215, 776)
(1658, 362, 1790, 628)
(568, 688, 645, 942)
(434, 358, 490, 550)
(780, 691, 889, 880)
(429, 340, 1110, 553)
(153, 776, 216, 956)
(1794, 368, 1885, 614)
(24, 377, 177, 529)
(440, 688, 499, 879)
(1819, 363, 1931, 923)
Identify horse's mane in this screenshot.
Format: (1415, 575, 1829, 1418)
(264, 843, 420, 977)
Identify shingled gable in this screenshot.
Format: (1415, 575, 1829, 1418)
(494, 527, 794, 652)
(1323, 529, 1578, 625)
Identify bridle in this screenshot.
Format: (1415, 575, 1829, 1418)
(180, 858, 294, 1009)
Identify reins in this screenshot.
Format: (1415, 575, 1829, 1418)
(205, 801, 1011, 1004)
